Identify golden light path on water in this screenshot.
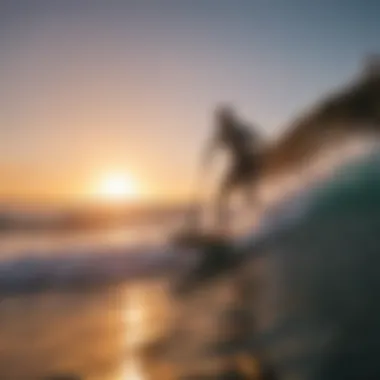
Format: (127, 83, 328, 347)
(119, 282, 173, 380)
(120, 285, 146, 380)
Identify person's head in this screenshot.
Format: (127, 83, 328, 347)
(215, 104, 236, 128)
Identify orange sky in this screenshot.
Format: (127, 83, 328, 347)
(1, 2, 372, 204)
(0, 163, 195, 204)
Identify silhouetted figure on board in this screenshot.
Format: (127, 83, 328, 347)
(202, 105, 263, 229)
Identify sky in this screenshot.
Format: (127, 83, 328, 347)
(1, 0, 380, 203)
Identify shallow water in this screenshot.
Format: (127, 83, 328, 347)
(0, 288, 123, 379)
(0, 202, 267, 379)
(0, 281, 170, 380)
(0, 269, 262, 380)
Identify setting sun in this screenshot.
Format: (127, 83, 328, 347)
(97, 173, 139, 202)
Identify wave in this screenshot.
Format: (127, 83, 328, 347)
(0, 243, 181, 294)
(3, 146, 379, 296)
(0, 204, 188, 232)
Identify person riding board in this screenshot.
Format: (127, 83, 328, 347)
(203, 105, 263, 229)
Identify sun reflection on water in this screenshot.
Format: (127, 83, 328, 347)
(119, 285, 146, 380)
(118, 281, 173, 380)
(122, 359, 143, 380)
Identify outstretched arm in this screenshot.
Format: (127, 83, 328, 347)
(241, 122, 265, 152)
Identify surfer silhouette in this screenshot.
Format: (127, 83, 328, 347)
(202, 105, 263, 229)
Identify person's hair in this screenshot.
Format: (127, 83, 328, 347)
(215, 104, 236, 123)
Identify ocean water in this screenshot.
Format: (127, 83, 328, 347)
(0, 208, 259, 380)
(3, 143, 379, 380)
(0, 278, 184, 380)
(0, 211, 177, 379)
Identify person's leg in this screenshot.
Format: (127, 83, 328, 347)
(243, 180, 254, 207)
(216, 169, 237, 230)
(216, 156, 260, 230)
(241, 156, 261, 211)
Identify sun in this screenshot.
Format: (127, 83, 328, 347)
(97, 173, 138, 201)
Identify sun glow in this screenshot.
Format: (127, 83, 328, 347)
(96, 172, 139, 201)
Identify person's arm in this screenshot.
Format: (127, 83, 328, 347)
(251, 125, 264, 146)
(241, 122, 264, 151)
